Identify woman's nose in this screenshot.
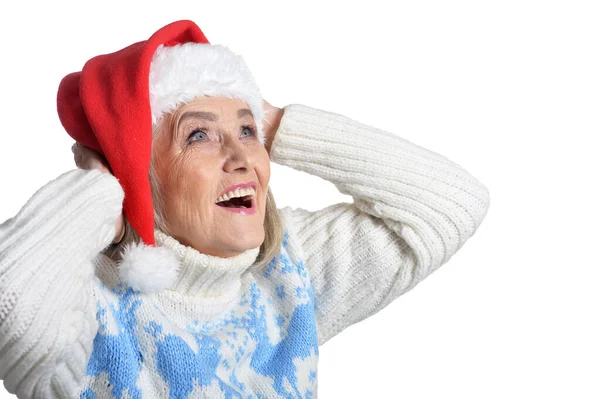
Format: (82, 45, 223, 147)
(222, 138, 256, 172)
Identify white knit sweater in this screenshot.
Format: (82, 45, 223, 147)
(0, 104, 490, 398)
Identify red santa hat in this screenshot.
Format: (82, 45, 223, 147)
(57, 20, 265, 292)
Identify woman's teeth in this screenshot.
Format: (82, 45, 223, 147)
(216, 187, 256, 203)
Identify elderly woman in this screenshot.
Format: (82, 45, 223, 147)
(0, 20, 490, 399)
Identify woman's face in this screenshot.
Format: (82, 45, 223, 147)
(152, 96, 270, 258)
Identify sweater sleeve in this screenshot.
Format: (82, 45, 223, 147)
(270, 104, 491, 346)
(0, 168, 124, 398)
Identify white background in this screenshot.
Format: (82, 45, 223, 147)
(0, 0, 598, 398)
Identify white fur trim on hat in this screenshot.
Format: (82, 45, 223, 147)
(118, 241, 181, 293)
(149, 42, 266, 146)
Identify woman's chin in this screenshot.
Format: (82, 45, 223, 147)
(221, 227, 264, 251)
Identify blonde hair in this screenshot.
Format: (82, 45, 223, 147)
(103, 116, 285, 271)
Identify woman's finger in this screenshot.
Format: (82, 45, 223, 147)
(72, 143, 111, 174)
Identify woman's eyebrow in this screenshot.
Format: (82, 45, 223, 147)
(179, 108, 253, 124)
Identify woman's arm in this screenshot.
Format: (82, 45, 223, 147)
(0, 168, 124, 398)
(270, 104, 490, 346)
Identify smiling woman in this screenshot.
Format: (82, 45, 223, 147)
(0, 19, 489, 399)
(107, 95, 283, 262)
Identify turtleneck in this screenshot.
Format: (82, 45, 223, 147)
(154, 229, 261, 297)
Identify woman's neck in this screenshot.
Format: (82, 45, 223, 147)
(154, 229, 261, 297)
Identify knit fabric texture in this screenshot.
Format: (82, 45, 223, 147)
(0, 104, 490, 398)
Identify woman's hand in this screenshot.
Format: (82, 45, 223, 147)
(262, 100, 284, 155)
(72, 143, 125, 244)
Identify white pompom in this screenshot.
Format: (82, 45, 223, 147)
(117, 241, 180, 293)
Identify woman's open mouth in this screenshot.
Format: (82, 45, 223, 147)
(216, 197, 257, 215)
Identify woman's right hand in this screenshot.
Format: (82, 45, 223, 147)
(72, 143, 125, 244)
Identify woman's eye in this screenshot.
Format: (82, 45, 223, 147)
(187, 125, 255, 144)
(242, 125, 256, 138)
(187, 129, 207, 143)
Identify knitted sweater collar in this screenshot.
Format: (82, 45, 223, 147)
(153, 229, 261, 297)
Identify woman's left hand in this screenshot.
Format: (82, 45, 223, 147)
(262, 99, 284, 154)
